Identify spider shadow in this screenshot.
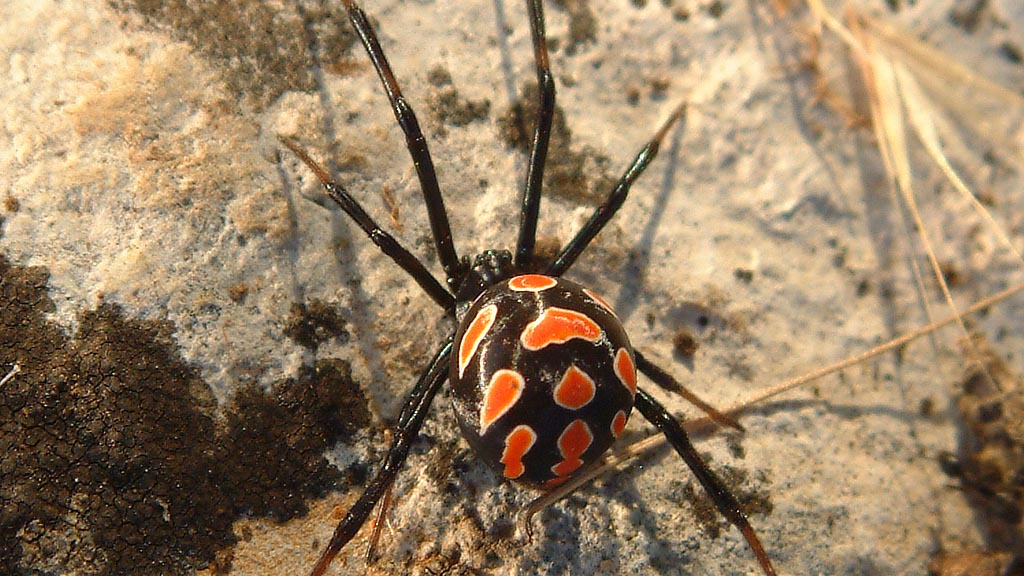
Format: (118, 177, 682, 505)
(490, 0, 521, 109)
(512, 394, 928, 574)
(740, 395, 924, 427)
(284, 2, 451, 424)
(587, 109, 687, 327)
(510, 440, 711, 575)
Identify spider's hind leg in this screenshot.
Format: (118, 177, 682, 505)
(308, 338, 453, 576)
(633, 386, 778, 576)
(635, 350, 744, 431)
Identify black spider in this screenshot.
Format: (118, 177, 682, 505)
(281, 1, 777, 574)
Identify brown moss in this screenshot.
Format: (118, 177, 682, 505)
(283, 299, 350, 351)
(0, 255, 371, 575)
(497, 82, 616, 205)
(109, 0, 357, 109)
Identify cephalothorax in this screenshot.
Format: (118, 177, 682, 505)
(282, 0, 778, 574)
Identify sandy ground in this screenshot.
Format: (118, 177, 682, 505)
(2, 0, 1023, 574)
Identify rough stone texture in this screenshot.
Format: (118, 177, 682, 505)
(1, 0, 1023, 575)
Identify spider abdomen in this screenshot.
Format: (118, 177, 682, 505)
(450, 274, 636, 489)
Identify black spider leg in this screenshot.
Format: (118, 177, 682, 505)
(634, 350, 744, 432)
(340, 0, 466, 288)
(513, 0, 556, 269)
(546, 101, 687, 277)
(309, 337, 454, 576)
(633, 387, 777, 576)
(281, 138, 456, 313)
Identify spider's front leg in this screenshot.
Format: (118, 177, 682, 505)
(280, 138, 455, 312)
(514, 0, 557, 269)
(339, 0, 466, 286)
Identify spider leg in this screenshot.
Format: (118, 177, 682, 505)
(633, 387, 777, 576)
(513, 0, 556, 269)
(281, 138, 456, 313)
(634, 350, 744, 431)
(365, 429, 395, 564)
(340, 0, 466, 287)
(547, 101, 687, 276)
(309, 337, 454, 576)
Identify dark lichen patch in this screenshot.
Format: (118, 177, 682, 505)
(109, 0, 357, 109)
(672, 327, 699, 358)
(0, 255, 370, 575)
(948, 334, 1024, 557)
(427, 65, 454, 87)
(948, 0, 991, 33)
(734, 267, 754, 284)
(549, 0, 598, 54)
(219, 358, 371, 520)
(227, 283, 249, 303)
(425, 66, 492, 137)
(283, 299, 350, 351)
(497, 82, 616, 205)
(422, 432, 463, 490)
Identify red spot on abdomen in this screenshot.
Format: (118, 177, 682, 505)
(551, 419, 593, 477)
(553, 365, 596, 409)
(611, 410, 629, 438)
(508, 274, 557, 291)
(520, 307, 602, 351)
(614, 348, 637, 397)
(500, 425, 537, 479)
(480, 369, 525, 433)
(458, 304, 497, 377)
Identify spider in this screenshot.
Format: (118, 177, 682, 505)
(282, 0, 778, 574)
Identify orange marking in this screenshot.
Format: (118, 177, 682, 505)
(500, 425, 537, 479)
(614, 348, 637, 397)
(508, 274, 557, 292)
(458, 304, 497, 378)
(479, 369, 524, 433)
(553, 365, 596, 409)
(550, 419, 593, 477)
(583, 288, 617, 315)
(611, 410, 629, 438)
(520, 307, 602, 351)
